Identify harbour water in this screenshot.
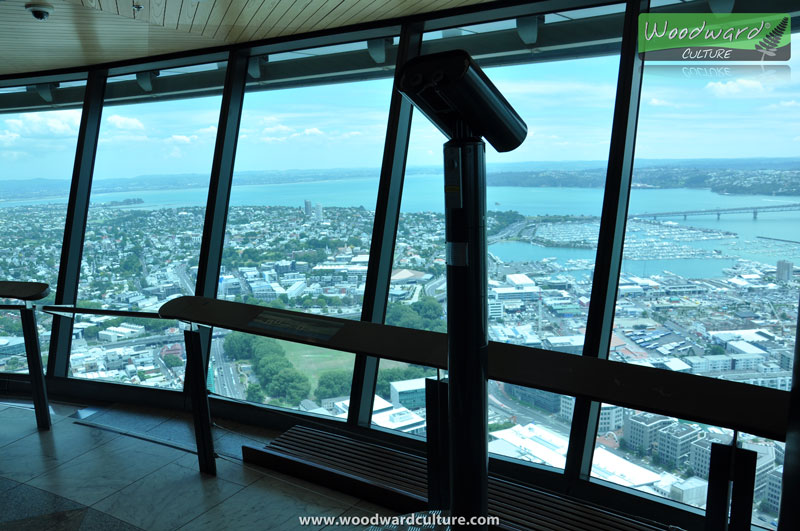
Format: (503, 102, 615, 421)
(4, 173, 800, 279)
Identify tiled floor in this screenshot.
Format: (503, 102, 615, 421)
(0, 401, 397, 530)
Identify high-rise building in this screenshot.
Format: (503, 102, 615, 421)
(777, 260, 794, 282)
(304, 199, 313, 217)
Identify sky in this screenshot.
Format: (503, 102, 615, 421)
(1, 36, 799, 182)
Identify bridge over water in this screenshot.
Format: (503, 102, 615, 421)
(630, 203, 800, 220)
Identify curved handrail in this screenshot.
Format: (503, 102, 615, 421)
(160, 295, 789, 442)
(0, 281, 50, 301)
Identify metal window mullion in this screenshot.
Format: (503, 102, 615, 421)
(189, 50, 250, 390)
(47, 70, 108, 378)
(564, 0, 648, 482)
(348, 22, 423, 428)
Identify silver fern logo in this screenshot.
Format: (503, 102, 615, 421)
(639, 14, 791, 61)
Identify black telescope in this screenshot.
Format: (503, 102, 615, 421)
(397, 50, 527, 528)
(398, 49, 527, 152)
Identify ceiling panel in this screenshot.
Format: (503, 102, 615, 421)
(0, 0, 499, 76)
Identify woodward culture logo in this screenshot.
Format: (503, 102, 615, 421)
(639, 14, 790, 61)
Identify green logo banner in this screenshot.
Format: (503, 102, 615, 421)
(638, 13, 790, 61)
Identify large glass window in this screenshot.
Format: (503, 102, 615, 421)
(0, 82, 86, 374)
(211, 41, 395, 409)
(375, 9, 625, 460)
(68, 65, 223, 388)
(594, 6, 799, 526)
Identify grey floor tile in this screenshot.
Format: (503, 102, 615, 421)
(28, 435, 186, 506)
(0, 476, 21, 494)
(173, 453, 265, 487)
(0, 407, 42, 448)
(82, 405, 174, 435)
(92, 462, 243, 531)
(0, 420, 119, 482)
(353, 500, 399, 517)
(78, 508, 145, 531)
(0, 483, 84, 524)
(176, 475, 352, 531)
(0, 507, 87, 531)
(143, 416, 198, 448)
(261, 468, 361, 508)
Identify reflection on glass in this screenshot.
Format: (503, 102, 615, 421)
(370, 360, 436, 437)
(69, 65, 223, 388)
(591, 408, 733, 511)
(488, 383, 574, 471)
(68, 317, 185, 388)
(0, 310, 30, 375)
(208, 330, 352, 420)
(0, 83, 86, 373)
(741, 433, 784, 530)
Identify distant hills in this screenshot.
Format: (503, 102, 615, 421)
(3, 158, 800, 201)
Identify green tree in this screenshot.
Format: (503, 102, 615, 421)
(252, 337, 285, 358)
(83, 325, 100, 341)
(268, 368, 311, 405)
(163, 354, 183, 368)
(489, 420, 516, 432)
(246, 383, 266, 404)
(705, 344, 725, 356)
(223, 332, 255, 360)
(315, 369, 352, 400)
(255, 354, 293, 388)
(5, 357, 23, 371)
(411, 296, 443, 321)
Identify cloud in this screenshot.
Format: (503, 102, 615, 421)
(297, 127, 323, 136)
(332, 131, 362, 140)
(705, 78, 764, 97)
(168, 146, 183, 158)
(108, 115, 145, 130)
(650, 98, 670, 106)
(259, 127, 325, 143)
(4, 110, 81, 136)
(98, 134, 150, 144)
(763, 100, 799, 110)
(0, 150, 27, 160)
(167, 134, 198, 144)
(262, 124, 294, 134)
(0, 130, 20, 146)
(196, 126, 217, 135)
(495, 80, 617, 101)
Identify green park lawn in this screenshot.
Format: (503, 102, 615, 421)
(279, 339, 409, 396)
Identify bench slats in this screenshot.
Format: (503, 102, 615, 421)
(247, 425, 671, 531)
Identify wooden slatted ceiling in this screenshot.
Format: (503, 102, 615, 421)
(0, 0, 495, 76)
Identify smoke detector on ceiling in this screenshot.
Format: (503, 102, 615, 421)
(25, 2, 54, 21)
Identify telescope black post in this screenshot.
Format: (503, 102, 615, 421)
(444, 129, 489, 528)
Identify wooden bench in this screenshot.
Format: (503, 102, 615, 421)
(244, 425, 672, 531)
